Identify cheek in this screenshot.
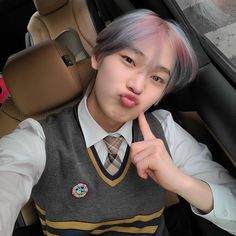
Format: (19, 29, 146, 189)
(144, 86, 165, 106)
(94, 69, 118, 98)
(96, 65, 125, 92)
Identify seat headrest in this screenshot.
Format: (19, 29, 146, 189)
(33, 0, 68, 16)
(3, 40, 95, 116)
(55, 28, 89, 62)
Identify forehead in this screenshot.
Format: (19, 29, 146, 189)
(128, 35, 177, 71)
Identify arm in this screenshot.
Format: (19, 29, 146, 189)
(131, 111, 236, 235)
(0, 118, 45, 236)
(131, 112, 213, 212)
(154, 110, 236, 234)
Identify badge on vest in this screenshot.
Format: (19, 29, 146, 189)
(72, 183, 88, 198)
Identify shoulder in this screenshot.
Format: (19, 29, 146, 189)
(150, 109, 191, 157)
(151, 109, 174, 130)
(0, 118, 46, 183)
(39, 106, 75, 128)
(17, 118, 45, 140)
(1, 118, 46, 154)
(150, 109, 176, 146)
(150, 109, 196, 146)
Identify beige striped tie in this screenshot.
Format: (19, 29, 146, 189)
(104, 135, 123, 175)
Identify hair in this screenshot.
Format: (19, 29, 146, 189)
(92, 9, 198, 94)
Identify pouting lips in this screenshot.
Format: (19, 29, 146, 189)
(120, 94, 138, 108)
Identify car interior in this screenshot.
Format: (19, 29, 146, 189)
(25, 0, 99, 60)
(0, 0, 235, 235)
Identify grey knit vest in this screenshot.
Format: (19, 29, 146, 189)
(32, 105, 170, 236)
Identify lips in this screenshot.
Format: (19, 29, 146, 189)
(120, 94, 138, 108)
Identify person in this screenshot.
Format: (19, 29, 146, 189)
(0, 9, 236, 236)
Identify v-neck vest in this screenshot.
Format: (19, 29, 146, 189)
(33, 105, 170, 236)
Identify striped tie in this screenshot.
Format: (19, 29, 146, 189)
(104, 135, 123, 175)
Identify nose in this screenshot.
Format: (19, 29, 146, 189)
(126, 73, 146, 95)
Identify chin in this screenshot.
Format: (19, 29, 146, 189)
(115, 113, 138, 123)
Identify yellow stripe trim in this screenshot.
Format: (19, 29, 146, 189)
(39, 218, 46, 226)
(46, 232, 58, 236)
(87, 147, 131, 187)
(36, 204, 46, 215)
(46, 208, 164, 230)
(91, 226, 158, 234)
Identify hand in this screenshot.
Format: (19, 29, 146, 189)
(131, 112, 213, 213)
(131, 112, 185, 192)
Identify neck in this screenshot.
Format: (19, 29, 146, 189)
(87, 92, 124, 132)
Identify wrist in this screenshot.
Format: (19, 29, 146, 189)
(176, 174, 197, 199)
(174, 174, 213, 213)
(172, 170, 192, 194)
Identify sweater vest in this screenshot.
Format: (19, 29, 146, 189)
(32, 105, 170, 236)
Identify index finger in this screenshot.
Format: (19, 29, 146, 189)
(138, 112, 156, 140)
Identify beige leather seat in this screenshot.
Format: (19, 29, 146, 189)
(27, 0, 99, 60)
(1, 40, 95, 226)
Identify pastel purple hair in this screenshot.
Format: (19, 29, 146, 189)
(92, 9, 198, 94)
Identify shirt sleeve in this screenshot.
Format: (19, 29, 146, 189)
(152, 109, 236, 235)
(0, 118, 46, 236)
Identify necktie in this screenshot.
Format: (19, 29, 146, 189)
(104, 135, 123, 175)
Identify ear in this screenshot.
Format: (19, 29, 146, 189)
(91, 55, 99, 70)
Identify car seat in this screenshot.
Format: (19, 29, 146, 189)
(0, 40, 95, 229)
(26, 0, 102, 61)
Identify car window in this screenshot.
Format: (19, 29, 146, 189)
(175, 0, 236, 69)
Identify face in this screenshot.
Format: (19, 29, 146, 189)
(87, 36, 176, 132)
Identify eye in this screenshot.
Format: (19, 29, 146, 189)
(121, 55, 135, 66)
(150, 75, 165, 84)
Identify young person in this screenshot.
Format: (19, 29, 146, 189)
(0, 9, 236, 236)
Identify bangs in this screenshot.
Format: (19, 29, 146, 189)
(92, 9, 198, 94)
(93, 10, 170, 62)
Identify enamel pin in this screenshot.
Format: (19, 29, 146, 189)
(72, 183, 88, 198)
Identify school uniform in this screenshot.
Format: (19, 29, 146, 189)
(0, 95, 236, 235)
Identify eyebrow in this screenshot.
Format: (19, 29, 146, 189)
(127, 46, 171, 76)
(157, 66, 171, 76)
(128, 46, 145, 57)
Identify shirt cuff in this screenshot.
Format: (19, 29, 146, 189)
(191, 183, 236, 235)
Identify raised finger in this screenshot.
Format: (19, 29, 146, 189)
(138, 112, 155, 141)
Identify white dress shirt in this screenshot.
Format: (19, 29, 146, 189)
(0, 95, 236, 236)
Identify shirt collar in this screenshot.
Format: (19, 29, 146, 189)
(78, 95, 133, 148)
